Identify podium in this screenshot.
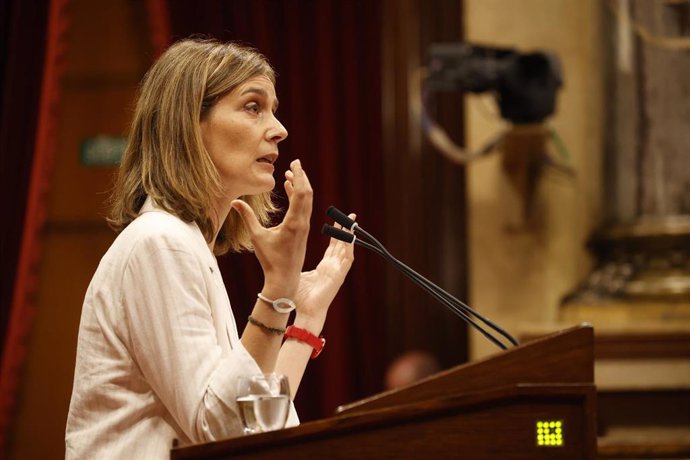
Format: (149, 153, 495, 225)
(171, 324, 597, 459)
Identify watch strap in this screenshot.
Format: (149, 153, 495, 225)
(284, 325, 325, 359)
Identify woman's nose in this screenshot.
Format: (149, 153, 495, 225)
(269, 116, 288, 143)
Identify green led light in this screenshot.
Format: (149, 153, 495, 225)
(536, 420, 564, 447)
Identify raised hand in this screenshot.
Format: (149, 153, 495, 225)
(231, 159, 313, 299)
(292, 214, 356, 333)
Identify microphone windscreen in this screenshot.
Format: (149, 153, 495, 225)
(321, 224, 355, 243)
(326, 206, 356, 230)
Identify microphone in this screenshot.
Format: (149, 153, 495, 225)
(326, 206, 356, 231)
(321, 225, 355, 243)
(322, 206, 519, 350)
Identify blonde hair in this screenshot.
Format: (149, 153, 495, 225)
(109, 38, 277, 255)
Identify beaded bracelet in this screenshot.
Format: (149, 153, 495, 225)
(247, 315, 286, 336)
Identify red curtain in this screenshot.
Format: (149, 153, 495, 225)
(166, 0, 387, 421)
(0, 0, 50, 367)
(0, 0, 70, 452)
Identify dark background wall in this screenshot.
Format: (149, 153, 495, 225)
(1, 1, 467, 458)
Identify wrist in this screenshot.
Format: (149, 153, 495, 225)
(256, 293, 296, 314)
(249, 306, 290, 328)
(292, 314, 325, 337)
(284, 324, 326, 359)
(260, 282, 297, 302)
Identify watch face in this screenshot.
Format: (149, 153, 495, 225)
(272, 297, 296, 314)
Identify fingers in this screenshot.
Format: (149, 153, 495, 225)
(284, 179, 294, 200)
(283, 160, 313, 226)
(332, 213, 357, 230)
(284, 168, 294, 200)
(231, 199, 263, 236)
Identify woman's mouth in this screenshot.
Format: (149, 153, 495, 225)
(256, 153, 278, 164)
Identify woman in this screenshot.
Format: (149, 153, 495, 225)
(65, 38, 354, 458)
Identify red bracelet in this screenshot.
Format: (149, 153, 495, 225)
(284, 325, 326, 359)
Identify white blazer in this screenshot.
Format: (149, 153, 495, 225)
(66, 197, 298, 459)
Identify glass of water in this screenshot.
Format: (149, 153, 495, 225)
(236, 373, 291, 435)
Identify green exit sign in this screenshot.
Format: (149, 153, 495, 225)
(80, 136, 127, 166)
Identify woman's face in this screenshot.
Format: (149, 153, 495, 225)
(201, 75, 288, 202)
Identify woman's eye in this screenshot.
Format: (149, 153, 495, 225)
(245, 102, 261, 114)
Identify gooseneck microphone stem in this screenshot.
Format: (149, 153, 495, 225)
(382, 247, 509, 350)
(341, 226, 509, 350)
(323, 206, 519, 351)
(344, 226, 501, 343)
(392, 255, 510, 349)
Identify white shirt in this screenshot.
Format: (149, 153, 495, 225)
(66, 198, 298, 459)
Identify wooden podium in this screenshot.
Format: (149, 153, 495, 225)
(171, 324, 597, 459)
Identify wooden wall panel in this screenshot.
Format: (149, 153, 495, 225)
(8, 0, 151, 458)
(381, 0, 468, 370)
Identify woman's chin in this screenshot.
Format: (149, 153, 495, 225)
(230, 177, 276, 198)
(263, 177, 276, 192)
(253, 178, 276, 195)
